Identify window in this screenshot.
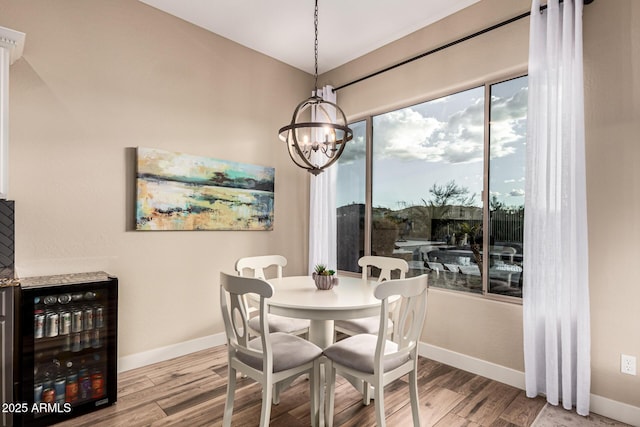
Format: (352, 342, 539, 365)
(487, 76, 528, 296)
(336, 120, 366, 273)
(336, 75, 527, 299)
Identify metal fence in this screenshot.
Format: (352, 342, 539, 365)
(490, 209, 524, 244)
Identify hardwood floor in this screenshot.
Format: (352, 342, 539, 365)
(54, 345, 546, 427)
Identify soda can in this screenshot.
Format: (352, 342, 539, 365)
(62, 334, 72, 352)
(66, 372, 78, 403)
(34, 382, 43, 403)
(42, 387, 55, 403)
(43, 295, 58, 305)
(34, 312, 45, 339)
(94, 305, 104, 329)
(91, 369, 105, 398)
(83, 330, 92, 349)
(79, 368, 91, 400)
(45, 312, 59, 337)
(54, 376, 66, 403)
(59, 310, 72, 335)
(57, 293, 72, 304)
(71, 333, 82, 352)
(71, 308, 83, 333)
(83, 306, 94, 330)
(92, 329, 102, 349)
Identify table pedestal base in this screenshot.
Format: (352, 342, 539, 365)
(309, 319, 335, 349)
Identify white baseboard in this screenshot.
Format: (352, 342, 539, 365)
(418, 342, 640, 426)
(117, 333, 226, 373)
(590, 394, 640, 426)
(418, 342, 526, 389)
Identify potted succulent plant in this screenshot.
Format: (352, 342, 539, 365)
(312, 264, 339, 290)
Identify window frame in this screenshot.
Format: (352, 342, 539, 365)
(337, 71, 528, 304)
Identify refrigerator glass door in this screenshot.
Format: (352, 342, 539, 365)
(18, 272, 117, 426)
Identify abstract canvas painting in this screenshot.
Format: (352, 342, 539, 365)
(136, 147, 274, 231)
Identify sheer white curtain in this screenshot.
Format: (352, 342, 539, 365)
(524, 0, 590, 416)
(308, 85, 337, 274)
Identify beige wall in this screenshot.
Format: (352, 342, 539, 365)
(1, 0, 312, 357)
(322, 0, 640, 410)
(3, 0, 639, 413)
(583, 0, 640, 409)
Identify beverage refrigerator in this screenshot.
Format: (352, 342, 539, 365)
(14, 272, 118, 427)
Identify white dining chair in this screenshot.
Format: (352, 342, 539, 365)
(323, 274, 429, 427)
(443, 263, 461, 286)
(500, 246, 517, 263)
(235, 255, 310, 338)
(219, 272, 322, 427)
(334, 256, 409, 338)
(426, 261, 445, 276)
(428, 261, 458, 287)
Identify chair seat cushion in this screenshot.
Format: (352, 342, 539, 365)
(237, 332, 322, 373)
(323, 334, 409, 374)
(249, 314, 310, 334)
(334, 316, 393, 335)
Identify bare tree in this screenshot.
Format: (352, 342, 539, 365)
(429, 181, 476, 206)
(422, 181, 476, 219)
(489, 194, 505, 212)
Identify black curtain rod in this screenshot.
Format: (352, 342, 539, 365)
(333, 0, 594, 93)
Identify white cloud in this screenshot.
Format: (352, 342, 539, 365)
(373, 109, 442, 160)
(430, 95, 450, 104)
(351, 85, 527, 167)
(489, 87, 528, 157)
(339, 133, 366, 163)
(373, 98, 485, 164)
(509, 189, 525, 197)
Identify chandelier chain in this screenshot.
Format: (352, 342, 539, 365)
(314, 0, 319, 91)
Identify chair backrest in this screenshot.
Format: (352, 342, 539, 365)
(373, 274, 428, 369)
(500, 246, 517, 262)
(443, 263, 460, 273)
(220, 272, 274, 371)
(358, 256, 409, 282)
(459, 265, 481, 276)
(235, 255, 287, 279)
(426, 262, 445, 272)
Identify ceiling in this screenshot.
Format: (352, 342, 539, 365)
(138, 0, 481, 75)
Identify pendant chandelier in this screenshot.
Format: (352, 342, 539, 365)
(278, 0, 353, 175)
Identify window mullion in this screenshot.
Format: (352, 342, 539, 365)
(482, 83, 492, 295)
(364, 116, 373, 278)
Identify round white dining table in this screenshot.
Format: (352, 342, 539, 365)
(263, 275, 383, 349)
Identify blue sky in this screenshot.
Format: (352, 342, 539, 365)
(337, 76, 528, 210)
